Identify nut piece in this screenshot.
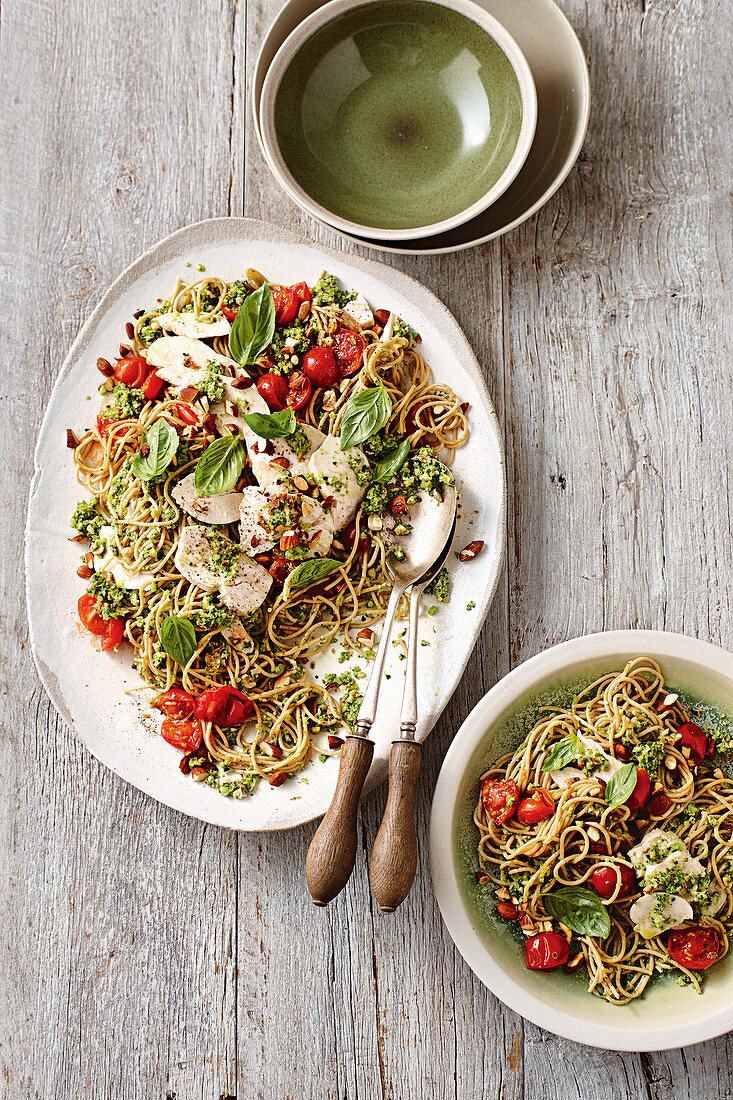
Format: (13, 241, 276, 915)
(458, 540, 485, 562)
(497, 901, 519, 921)
(96, 357, 114, 376)
(292, 475, 309, 491)
(356, 627, 375, 645)
(66, 428, 78, 449)
(298, 300, 310, 321)
(367, 514, 383, 531)
(586, 825, 601, 842)
(664, 754, 677, 770)
(564, 952, 584, 974)
(190, 767, 209, 783)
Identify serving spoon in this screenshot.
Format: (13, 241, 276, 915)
(305, 480, 458, 907)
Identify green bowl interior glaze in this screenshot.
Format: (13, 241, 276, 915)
(274, 0, 523, 230)
(452, 669, 733, 1017)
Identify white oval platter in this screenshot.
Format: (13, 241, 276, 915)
(26, 217, 505, 831)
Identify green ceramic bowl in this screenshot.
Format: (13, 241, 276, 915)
(430, 631, 733, 1050)
(259, 0, 537, 239)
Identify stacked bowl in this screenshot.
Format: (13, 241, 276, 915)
(254, 0, 590, 254)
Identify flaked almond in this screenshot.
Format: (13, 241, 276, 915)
(179, 385, 200, 402)
(125, 321, 135, 340)
(66, 429, 78, 448)
(96, 357, 113, 376)
(496, 886, 511, 901)
(614, 743, 629, 760)
(269, 771, 287, 787)
(68, 534, 86, 543)
(253, 439, 274, 455)
(76, 564, 94, 579)
(367, 514, 383, 531)
(270, 456, 290, 470)
(459, 540, 485, 562)
(497, 901, 519, 921)
(474, 872, 490, 885)
(297, 300, 310, 321)
(680, 745, 691, 759)
(657, 692, 679, 713)
(292, 475, 309, 491)
(262, 742, 283, 759)
(328, 735, 344, 750)
(586, 825, 601, 842)
(664, 754, 677, 770)
(279, 531, 300, 552)
(322, 389, 337, 410)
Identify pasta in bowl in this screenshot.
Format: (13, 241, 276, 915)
(430, 631, 733, 1050)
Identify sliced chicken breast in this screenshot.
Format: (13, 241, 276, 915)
(172, 473, 243, 525)
(174, 525, 272, 613)
(629, 893, 693, 939)
(93, 526, 156, 591)
(146, 336, 238, 390)
(238, 486, 276, 555)
(307, 434, 367, 530)
(156, 312, 231, 339)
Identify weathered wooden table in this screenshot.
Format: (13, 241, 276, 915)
(2, 0, 731, 1095)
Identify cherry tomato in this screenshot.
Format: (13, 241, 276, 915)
(677, 722, 709, 764)
(193, 686, 255, 727)
(667, 925, 721, 970)
(481, 777, 520, 825)
(626, 767, 651, 813)
(526, 932, 570, 971)
(342, 519, 369, 555)
(516, 788, 555, 825)
(590, 863, 636, 900)
(154, 686, 195, 721)
(114, 356, 149, 388)
(292, 280, 312, 308)
(257, 372, 289, 411)
(78, 593, 125, 651)
(332, 327, 365, 376)
(142, 370, 165, 401)
(273, 285, 299, 326)
(174, 403, 199, 426)
(647, 790, 672, 817)
(287, 371, 311, 411)
(405, 400, 427, 434)
(301, 346, 340, 388)
(161, 717, 203, 753)
(222, 304, 238, 322)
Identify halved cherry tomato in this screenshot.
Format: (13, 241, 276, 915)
(193, 686, 255, 727)
(287, 371, 311, 411)
(78, 593, 125, 651)
(222, 304, 238, 322)
(174, 403, 199, 425)
(114, 356, 149, 388)
(481, 777, 520, 825)
(667, 925, 721, 970)
(516, 788, 555, 825)
(625, 767, 651, 813)
(590, 863, 636, 900)
(257, 372, 289, 411)
(161, 717, 203, 752)
(154, 687, 195, 721)
(142, 369, 165, 401)
(292, 280, 311, 308)
(405, 400, 427, 434)
(302, 346, 340, 388)
(273, 285, 299, 326)
(677, 722, 709, 764)
(96, 414, 115, 438)
(332, 327, 365, 376)
(526, 932, 570, 971)
(342, 519, 369, 555)
(647, 790, 672, 817)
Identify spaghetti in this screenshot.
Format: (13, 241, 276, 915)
(474, 657, 733, 1003)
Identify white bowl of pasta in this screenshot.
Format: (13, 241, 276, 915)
(430, 630, 733, 1050)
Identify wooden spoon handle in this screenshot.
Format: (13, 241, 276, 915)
(369, 740, 422, 912)
(305, 735, 374, 906)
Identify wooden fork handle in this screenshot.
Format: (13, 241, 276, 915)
(305, 735, 374, 906)
(369, 740, 422, 912)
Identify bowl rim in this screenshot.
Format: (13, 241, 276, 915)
(259, 0, 538, 240)
(429, 629, 733, 1050)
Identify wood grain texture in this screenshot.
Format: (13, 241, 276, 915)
(369, 741, 422, 912)
(0, 0, 731, 1095)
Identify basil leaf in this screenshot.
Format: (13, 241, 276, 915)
(131, 418, 179, 481)
(541, 732, 582, 772)
(228, 282, 275, 366)
(542, 886, 611, 938)
(194, 435, 247, 495)
(243, 408, 296, 439)
(372, 440, 410, 483)
(339, 385, 392, 450)
(160, 614, 197, 667)
(288, 557, 342, 592)
(604, 762, 638, 807)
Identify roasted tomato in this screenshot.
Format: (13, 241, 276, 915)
(526, 932, 570, 971)
(301, 346, 340, 388)
(677, 722, 709, 764)
(667, 925, 721, 970)
(193, 686, 255, 727)
(222, 304, 238, 322)
(96, 414, 116, 438)
(174, 403, 199, 426)
(142, 369, 165, 401)
(292, 281, 311, 308)
(286, 371, 311, 411)
(625, 767, 651, 813)
(405, 400, 427, 434)
(342, 519, 369, 556)
(78, 593, 125, 651)
(272, 285, 299, 326)
(516, 788, 555, 825)
(647, 790, 672, 817)
(590, 863, 636, 900)
(256, 372, 289, 411)
(332, 327, 365, 376)
(161, 717, 203, 753)
(480, 777, 520, 825)
(154, 686, 195, 720)
(114, 356, 149, 388)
